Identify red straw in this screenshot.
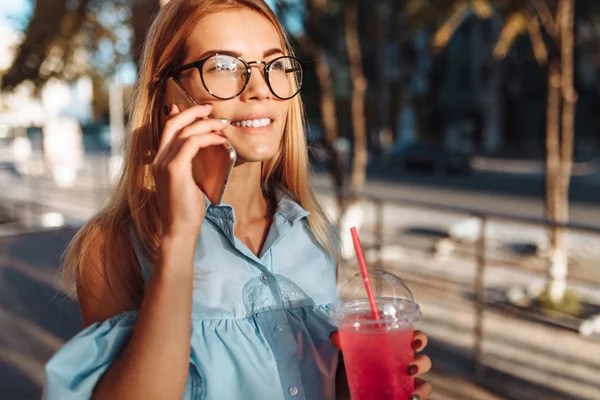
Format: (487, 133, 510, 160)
(350, 227, 380, 320)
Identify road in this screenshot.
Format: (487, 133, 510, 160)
(2, 153, 600, 228)
(312, 165, 600, 229)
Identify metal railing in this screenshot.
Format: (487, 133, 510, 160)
(2, 157, 600, 383)
(315, 184, 600, 382)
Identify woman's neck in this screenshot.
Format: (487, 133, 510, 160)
(222, 161, 273, 223)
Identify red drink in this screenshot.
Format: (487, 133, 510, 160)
(333, 270, 421, 400)
(339, 312, 414, 400)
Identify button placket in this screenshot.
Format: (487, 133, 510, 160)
(261, 273, 270, 284)
(256, 311, 306, 400)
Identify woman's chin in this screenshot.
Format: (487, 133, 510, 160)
(233, 146, 279, 164)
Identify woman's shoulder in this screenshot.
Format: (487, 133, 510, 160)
(70, 216, 143, 326)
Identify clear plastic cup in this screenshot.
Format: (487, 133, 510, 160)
(333, 270, 421, 400)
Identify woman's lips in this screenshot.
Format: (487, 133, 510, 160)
(228, 117, 274, 135)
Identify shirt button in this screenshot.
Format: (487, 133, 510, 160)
(261, 274, 269, 283)
(275, 325, 285, 334)
(288, 386, 298, 396)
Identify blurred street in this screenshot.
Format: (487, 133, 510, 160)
(3, 153, 600, 229)
(2, 0, 600, 398)
(1, 155, 600, 399)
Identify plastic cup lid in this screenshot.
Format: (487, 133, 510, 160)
(333, 270, 421, 324)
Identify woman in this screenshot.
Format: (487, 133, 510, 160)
(44, 0, 432, 399)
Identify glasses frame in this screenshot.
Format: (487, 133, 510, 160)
(170, 53, 304, 100)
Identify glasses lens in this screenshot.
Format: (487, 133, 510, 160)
(201, 54, 247, 99)
(267, 57, 303, 99)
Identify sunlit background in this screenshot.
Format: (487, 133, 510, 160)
(1, 1, 600, 399)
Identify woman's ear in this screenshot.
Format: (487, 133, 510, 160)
(158, 102, 169, 131)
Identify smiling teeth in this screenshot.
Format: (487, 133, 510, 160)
(232, 118, 271, 128)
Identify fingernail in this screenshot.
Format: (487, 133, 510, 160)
(407, 365, 418, 376)
(201, 103, 212, 107)
(412, 339, 422, 350)
(219, 118, 230, 124)
(163, 105, 169, 116)
(410, 395, 421, 400)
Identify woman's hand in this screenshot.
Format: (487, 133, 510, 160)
(153, 103, 230, 239)
(409, 330, 432, 399)
(330, 330, 433, 399)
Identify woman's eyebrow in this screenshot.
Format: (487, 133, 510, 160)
(263, 48, 284, 58)
(192, 48, 284, 60)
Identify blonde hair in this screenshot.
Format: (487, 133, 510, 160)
(62, 0, 337, 300)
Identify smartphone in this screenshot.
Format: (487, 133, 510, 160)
(164, 77, 236, 205)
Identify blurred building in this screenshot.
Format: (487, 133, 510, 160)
(424, 12, 598, 159)
(435, 15, 504, 155)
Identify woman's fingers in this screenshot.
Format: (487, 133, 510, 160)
(177, 118, 230, 140)
(155, 111, 229, 169)
(168, 133, 227, 170)
(158, 104, 213, 153)
(413, 377, 433, 399)
(330, 331, 341, 349)
(407, 354, 432, 377)
(410, 331, 431, 398)
(412, 330, 428, 352)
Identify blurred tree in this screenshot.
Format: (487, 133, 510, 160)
(420, 0, 586, 306)
(1, 0, 90, 90)
(283, 0, 346, 217)
(1, 0, 132, 120)
(279, 0, 371, 258)
(131, 0, 163, 70)
(344, 0, 367, 201)
(489, 0, 577, 306)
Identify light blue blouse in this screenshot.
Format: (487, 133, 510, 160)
(44, 189, 340, 400)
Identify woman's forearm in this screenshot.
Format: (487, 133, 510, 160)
(92, 233, 196, 400)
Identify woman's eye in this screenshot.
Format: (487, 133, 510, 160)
(271, 61, 285, 71)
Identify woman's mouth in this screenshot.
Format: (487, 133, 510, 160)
(228, 117, 274, 135)
(230, 118, 272, 128)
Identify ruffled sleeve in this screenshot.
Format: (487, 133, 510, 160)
(43, 311, 138, 400)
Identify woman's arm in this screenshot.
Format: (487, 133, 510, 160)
(81, 104, 229, 400)
(87, 233, 196, 400)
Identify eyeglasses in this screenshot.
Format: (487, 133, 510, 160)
(171, 53, 304, 100)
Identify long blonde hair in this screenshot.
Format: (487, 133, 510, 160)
(62, 0, 337, 300)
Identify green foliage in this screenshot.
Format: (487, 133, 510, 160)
(537, 287, 584, 317)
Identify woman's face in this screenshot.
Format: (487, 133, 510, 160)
(177, 8, 291, 164)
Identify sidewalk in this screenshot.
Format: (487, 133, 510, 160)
(1, 159, 600, 398)
(0, 229, 507, 400)
(339, 256, 600, 400)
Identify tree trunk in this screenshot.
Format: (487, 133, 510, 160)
(345, 0, 368, 195)
(547, 0, 577, 303)
(131, 0, 162, 69)
(303, 0, 345, 220)
(375, 2, 393, 152)
(314, 49, 346, 214)
(545, 57, 565, 302)
(339, 0, 368, 259)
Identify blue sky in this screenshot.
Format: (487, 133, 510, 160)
(0, 0, 31, 29)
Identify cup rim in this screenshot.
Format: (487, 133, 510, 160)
(332, 297, 421, 325)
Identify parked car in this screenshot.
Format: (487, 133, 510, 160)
(386, 142, 472, 175)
